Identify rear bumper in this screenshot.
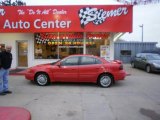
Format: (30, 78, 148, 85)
(114, 70, 126, 81)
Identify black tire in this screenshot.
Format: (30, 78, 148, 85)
(35, 73, 50, 86)
(146, 65, 152, 73)
(98, 74, 113, 88)
(131, 62, 136, 68)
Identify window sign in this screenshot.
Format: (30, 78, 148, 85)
(100, 45, 110, 60)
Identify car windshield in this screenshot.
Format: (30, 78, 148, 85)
(146, 54, 160, 60)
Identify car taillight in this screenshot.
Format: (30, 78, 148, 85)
(119, 65, 123, 70)
(114, 60, 122, 64)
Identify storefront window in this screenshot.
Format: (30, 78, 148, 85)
(34, 32, 108, 59)
(86, 32, 108, 56)
(34, 32, 83, 59)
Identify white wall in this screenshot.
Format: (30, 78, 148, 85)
(121, 4, 160, 47)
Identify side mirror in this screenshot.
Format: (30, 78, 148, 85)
(141, 57, 146, 61)
(57, 62, 61, 67)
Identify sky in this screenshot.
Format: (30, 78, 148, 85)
(121, 4, 160, 47)
(7, 0, 160, 47)
(22, 0, 120, 5)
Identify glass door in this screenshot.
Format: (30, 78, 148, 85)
(17, 41, 28, 67)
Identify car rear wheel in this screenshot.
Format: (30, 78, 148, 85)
(98, 74, 113, 88)
(35, 73, 50, 86)
(146, 65, 152, 73)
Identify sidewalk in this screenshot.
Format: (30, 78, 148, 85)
(9, 68, 27, 76)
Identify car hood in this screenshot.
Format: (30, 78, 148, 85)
(148, 60, 160, 64)
(32, 63, 52, 68)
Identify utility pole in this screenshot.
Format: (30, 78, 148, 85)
(139, 24, 143, 42)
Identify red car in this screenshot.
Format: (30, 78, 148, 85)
(25, 54, 126, 87)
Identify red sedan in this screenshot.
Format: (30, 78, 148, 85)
(25, 54, 126, 88)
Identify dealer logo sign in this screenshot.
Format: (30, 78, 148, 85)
(78, 7, 128, 29)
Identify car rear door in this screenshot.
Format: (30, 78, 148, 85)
(78, 56, 103, 82)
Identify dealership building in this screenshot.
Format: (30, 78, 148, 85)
(0, 4, 133, 69)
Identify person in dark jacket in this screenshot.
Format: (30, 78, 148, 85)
(0, 46, 12, 95)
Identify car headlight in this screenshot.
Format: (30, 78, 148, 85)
(152, 63, 160, 68)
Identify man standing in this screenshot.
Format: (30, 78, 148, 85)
(0, 46, 12, 95)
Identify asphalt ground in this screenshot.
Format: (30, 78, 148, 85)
(0, 64, 160, 120)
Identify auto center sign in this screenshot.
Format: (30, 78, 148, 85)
(0, 5, 133, 33)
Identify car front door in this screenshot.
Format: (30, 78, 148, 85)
(53, 56, 79, 82)
(139, 55, 147, 69)
(135, 53, 143, 68)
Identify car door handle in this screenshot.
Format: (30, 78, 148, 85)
(96, 67, 104, 69)
(71, 69, 76, 70)
(96, 68, 102, 70)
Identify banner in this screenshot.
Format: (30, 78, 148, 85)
(0, 5, 133, 33)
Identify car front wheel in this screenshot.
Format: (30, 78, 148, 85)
(146, 65, 152, 73)
(35, 73, 50, 86)
(98, 74, 113, 88)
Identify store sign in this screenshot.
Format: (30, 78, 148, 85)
(0, 5, 133, 32)
(35, 33, 104, 46)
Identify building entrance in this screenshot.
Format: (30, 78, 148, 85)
(17, 41, 28, 67)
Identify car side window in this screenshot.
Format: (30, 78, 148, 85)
(61, 57, 79, 66)
(95, 58, 102, 64)
(80, 56, 102, 65)
(136, 53, 141, 58)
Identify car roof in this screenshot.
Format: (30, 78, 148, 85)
(67, 54, 97, 57)
(66, 54, 106, 60)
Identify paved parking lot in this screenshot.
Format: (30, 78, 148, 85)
(0, 64, 160, 120)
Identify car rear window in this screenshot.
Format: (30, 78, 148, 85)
(80, 56, 102, 65)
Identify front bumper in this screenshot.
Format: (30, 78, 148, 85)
(151, 66, 160, 72)
(25, 72, 35, 81)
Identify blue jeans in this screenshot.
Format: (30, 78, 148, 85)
(0, 68, 9, 93)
